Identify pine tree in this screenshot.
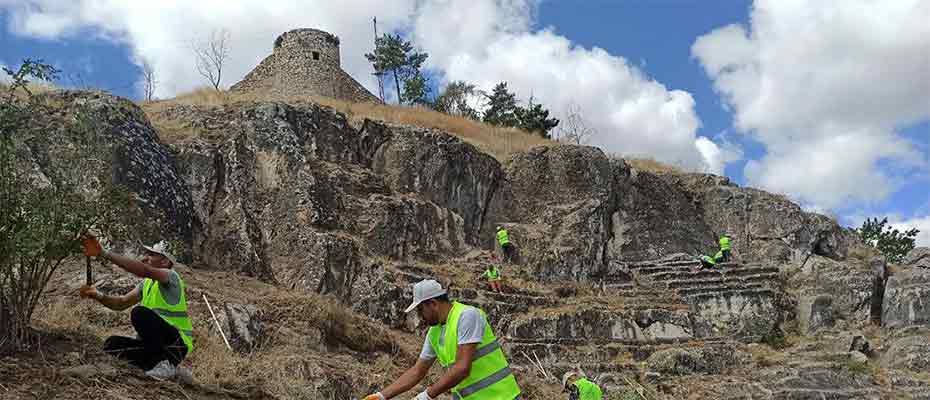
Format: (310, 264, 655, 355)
(517, 97, 560, 138)
(365, 34, 428, 104)
(483, 82, 520, 127)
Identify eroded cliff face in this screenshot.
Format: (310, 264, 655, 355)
(18, 91, 929, 398)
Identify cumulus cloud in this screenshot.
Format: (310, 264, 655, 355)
(693, 0, 930, 208)
(0, 0, 726, 173)
(0, 62, 10, 84)
(0, 1, 416, 98)
(890, 215, 930, 248)
(412, 0, 718, 171)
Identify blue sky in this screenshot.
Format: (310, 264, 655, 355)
(1, 1, 927, 242)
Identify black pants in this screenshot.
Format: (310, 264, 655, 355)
(721, 249, 731, 263)
(103, 306, 188, 371)
(501, 243, 515, 263)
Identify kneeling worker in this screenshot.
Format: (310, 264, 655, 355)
(79, 234, 193, 380)
(485, 256, 503, 293)
(562, 371, 602, 400)
(364, 279, 521, 400)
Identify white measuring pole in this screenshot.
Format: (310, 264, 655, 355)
(202, 293, 232, 351)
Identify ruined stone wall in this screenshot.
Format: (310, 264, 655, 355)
(231, 28, 379, 103)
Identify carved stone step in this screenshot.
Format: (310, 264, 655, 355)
(659, 272, 780, 290)
(646, 266, 780, 281)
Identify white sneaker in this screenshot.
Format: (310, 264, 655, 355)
(145, 360, 177, 381)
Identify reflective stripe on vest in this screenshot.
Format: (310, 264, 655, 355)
(496, 230, 510, 246)
(574, 378, 603, 400)
(141, 275, 194, 353)
(719, 236, 731, 250)
(428, 302, 521, 400)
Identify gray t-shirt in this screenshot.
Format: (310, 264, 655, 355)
(136, 269, 182, 306)
(420, 306, 486, 360)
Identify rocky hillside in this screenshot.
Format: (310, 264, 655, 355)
(3, 90, 929, 399)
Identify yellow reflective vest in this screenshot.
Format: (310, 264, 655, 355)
(141, 274, 194, 353)
(427, 302, 521, 400)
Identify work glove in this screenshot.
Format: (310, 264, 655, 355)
(79, 285, 98, 300)
(81, 234, 103, 257)
(362, 393, 386, 400)
(413, 390, 432, 400)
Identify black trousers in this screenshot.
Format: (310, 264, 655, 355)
(501, 243, 515, 263)
(721, 249, 731, 263)
(103, 306, 188, 371)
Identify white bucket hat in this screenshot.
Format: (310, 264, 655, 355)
(142, 240, 176, 265)
(404, 279, 447, 313)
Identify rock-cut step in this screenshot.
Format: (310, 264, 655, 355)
(645, 265, 780, 281)
(659, 272, 780, 291)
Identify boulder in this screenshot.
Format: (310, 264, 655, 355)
(752, 365, 881, 399)
(172, 101, 468, 290)
(881, 331, 930, 372)
(883, 267, 930, 329)
(798, 294, 835, 334)
(370, 124, 504, 246)
(502, 145, 619, 281)
(663, 173, 853, 264)
(609, 164, 716, 261)
(689, 290, 785, 339)
(646, 345, 748, 375)
(14, 91, 197, 258)
(219, 303, 265, 353)
(791, 256, 877, 330)
(905, 247, 930, 269)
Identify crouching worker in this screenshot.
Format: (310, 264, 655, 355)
(78, 234, 193, 381)
(363, 279, 521, 400)
(699, 254, 717, 269)
(562, 371, 602, 400)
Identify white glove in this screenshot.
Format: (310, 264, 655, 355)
(414, 390, 432, 400)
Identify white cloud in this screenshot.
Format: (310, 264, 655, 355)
(890, 215, 930, 248)
(0, 62, 10, 84)
(693, 0, 930, 208)
(0, 1, 417, 98)
(696, 132, 743, 175)
(412, 0, 718, 172)
(1, 0, 726, 173)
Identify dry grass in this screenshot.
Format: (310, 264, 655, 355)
(142, 88, 554, 162)
(625, 157, 685, 175)
(847, 244, 882, 263)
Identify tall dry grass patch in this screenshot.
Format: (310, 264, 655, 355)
(625, 157, 685, 175)
(142, 88, 554, 161)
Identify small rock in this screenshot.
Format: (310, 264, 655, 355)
(847, 334, 872, 356)
(849, 351, 868, 363)
(222, 303, 264, 353)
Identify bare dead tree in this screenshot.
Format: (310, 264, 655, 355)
(192, 29, 230, 91)
(557, 102, 595, 145)
(141, 60, 157, 101)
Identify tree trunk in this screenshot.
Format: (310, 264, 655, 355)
(392, 69, 402, 104)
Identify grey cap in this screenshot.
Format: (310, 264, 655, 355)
(142, 240, 176, 265)
(404, 279, 448, 313)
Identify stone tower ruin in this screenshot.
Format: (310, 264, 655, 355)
(231, 28, 379, 103)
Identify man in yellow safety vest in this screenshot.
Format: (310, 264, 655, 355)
(719, 233, 732, 263)
(363, 279, 521, 400)
(562, 371, 603, 400)
(79, 234, 193, 381)
(485, 255, 503, 293)
(496, 226, 515, 264)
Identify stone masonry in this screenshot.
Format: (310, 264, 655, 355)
(231, 28, 379, 103)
